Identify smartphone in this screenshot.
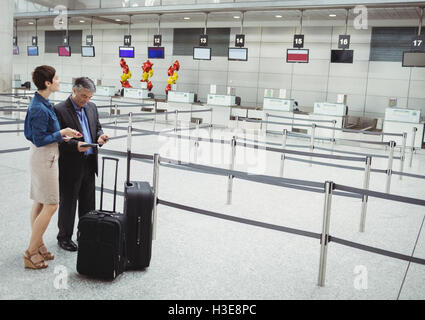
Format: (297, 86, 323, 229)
(81, 143, 98, 148)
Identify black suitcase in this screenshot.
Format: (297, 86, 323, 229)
(76, 157, 127, 280)
(124, 115, 155, 269)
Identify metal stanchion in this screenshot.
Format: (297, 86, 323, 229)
(280, 129, 288, 177)
(409, 127, 417, 168)
(152, 153, 160, 240)
(174, 110, 179, 132)
(399, 132, 407, 180)
(331, 120, 336, 153)
(194, 119, 200, 163)
(210, 108, 213, 127)
(226, 136, 237, 205)
(310, 123, 316, 167)
(318, 180, 334, 287)
(264, 113, 269, 134)
(16, 100, 20, 136)
(114, 104, 118, 126)
(359, 156, 372, 233)
(385, 141, 395, 193)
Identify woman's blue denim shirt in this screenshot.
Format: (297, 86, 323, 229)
(24, 92, 62, 147)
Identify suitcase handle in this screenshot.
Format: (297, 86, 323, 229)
(100, 156, 119, 212)
(126, 112, 132, 186)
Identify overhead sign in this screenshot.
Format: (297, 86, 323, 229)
(124, 35, 132, 46)
(199, 34, 208, 47)
(287, 49, 309, 63)
(293, 34, 304, 48)
(235, 34, 245, 47)
(411, 35, 425, 51)
(153, 34, 162, 47)
(86, 35, 93, 46)
(338, 35, 351, 49)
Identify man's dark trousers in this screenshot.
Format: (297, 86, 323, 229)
(57, 155, 96, 241)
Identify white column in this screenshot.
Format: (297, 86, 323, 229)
(0, 0, 13, 93)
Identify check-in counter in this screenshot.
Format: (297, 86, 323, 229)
(311, 102, 346, 139)
(262, 98, 295, 133)
(383, 108, 424, 148)
(229, 105, 263, 130)
(166, 91, 195, 123)
(207, 94, 236, 127)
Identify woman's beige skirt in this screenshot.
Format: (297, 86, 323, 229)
(29, 143, 60, 205)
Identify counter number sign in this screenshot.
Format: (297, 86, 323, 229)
(338, 35, 351, 49)
(293, 34, 304, 48)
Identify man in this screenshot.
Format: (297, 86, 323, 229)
(54, 77, 110, 251)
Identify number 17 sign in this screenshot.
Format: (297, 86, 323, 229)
(411, 35, 425, 51)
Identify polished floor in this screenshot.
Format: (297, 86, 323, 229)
(0, 115, 425, 300)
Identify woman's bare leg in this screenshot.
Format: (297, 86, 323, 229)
(27, 203, 58, 255)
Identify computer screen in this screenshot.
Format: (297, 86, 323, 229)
(13, 45, 19, 55)
(286, 49, 309, 63)
(119, 46, 135, 58)
(402, 51, 425, 67)
(330, 49, 354, 63)
(228, 47, 248, 61)
(148, 47, 164, 59)
(27, 46, 39, 56)
(81, 46, 95, 57)
(58, 46, 71, 57)
(193, 47, 211, 60)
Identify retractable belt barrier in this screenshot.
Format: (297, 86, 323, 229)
(266, 113, 336, 124)
(95, 149, 425, 287)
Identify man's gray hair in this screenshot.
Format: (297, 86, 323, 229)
(73, 77, 96, 93)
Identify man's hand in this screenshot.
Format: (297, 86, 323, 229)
(77, 141, 91, 153)
(97, 134, 110, 146)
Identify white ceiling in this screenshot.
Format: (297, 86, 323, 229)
(15, 1, 423, 26)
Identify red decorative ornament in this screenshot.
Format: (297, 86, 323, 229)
(173, 60, 180, 71)
(140, 60, 154, 91)
(165, 60, 181, 94)
(120, 58, 132, 88)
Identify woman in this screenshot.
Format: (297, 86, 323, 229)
(24, 65, 82, 269)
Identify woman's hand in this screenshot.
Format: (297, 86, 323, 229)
(61, 128, 83, 140)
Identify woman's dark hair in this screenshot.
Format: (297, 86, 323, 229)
(32, 65, 56, 90)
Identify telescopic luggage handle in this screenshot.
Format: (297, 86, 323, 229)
(126, 112, 132, 186)
(100, 156, 119, 212)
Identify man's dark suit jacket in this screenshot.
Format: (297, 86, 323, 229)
(53, 97, 104, 175)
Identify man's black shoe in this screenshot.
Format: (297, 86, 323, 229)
(58, 239, 78, 252)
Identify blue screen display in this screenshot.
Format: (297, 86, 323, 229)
(119, 47, 134, 58)
(148, 47, 164, 59)
(27, 46, 38, 56)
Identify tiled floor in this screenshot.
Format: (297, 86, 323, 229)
(0, 114, 424, 300)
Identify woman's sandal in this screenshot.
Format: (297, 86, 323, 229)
(38, 244, 55, 261)
(24, 250, 48, 269)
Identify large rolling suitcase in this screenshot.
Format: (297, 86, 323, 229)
(124, 114, 155, 269)
(76, 157, 127, 280)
